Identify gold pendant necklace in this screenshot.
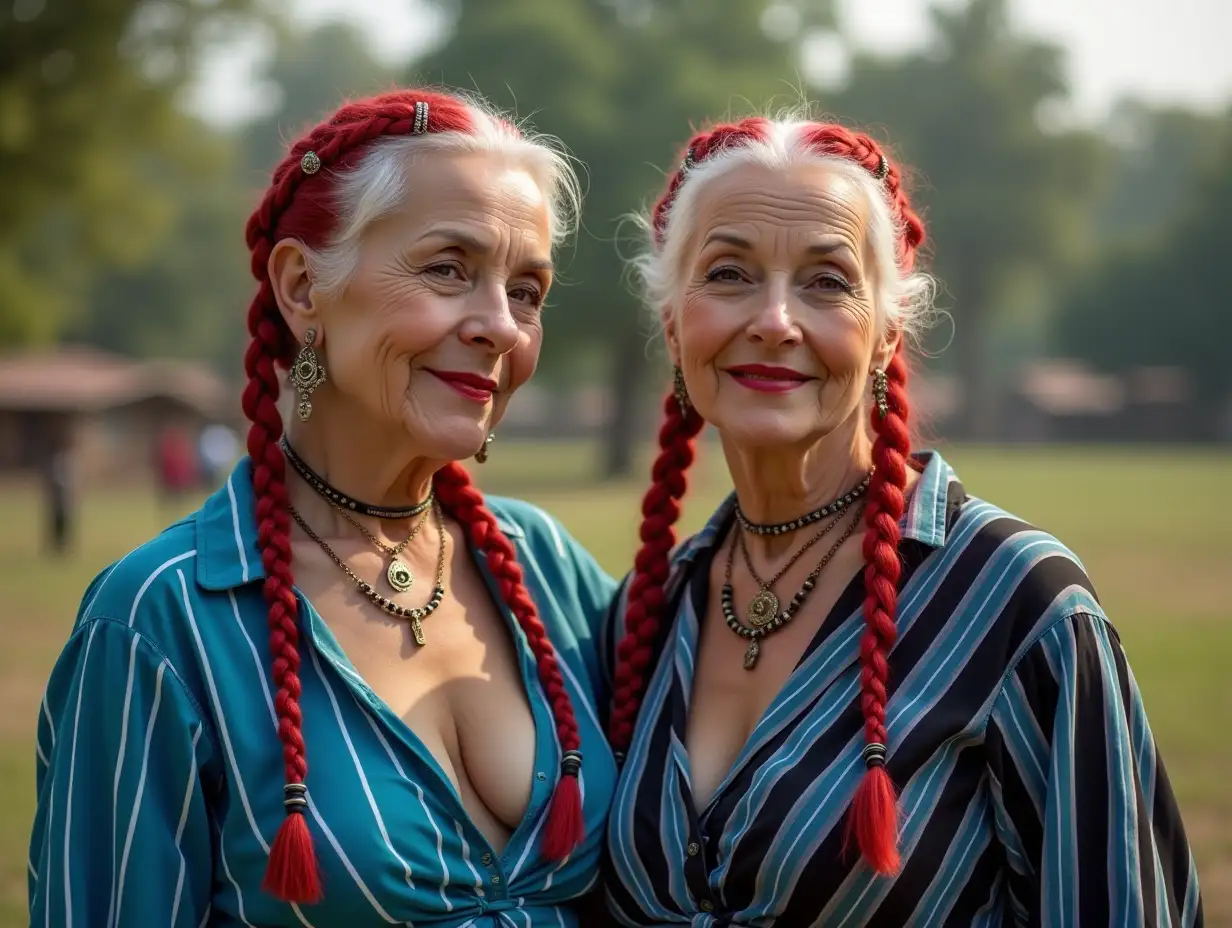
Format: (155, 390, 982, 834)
(722, 502, 865, 670)
(324, 499, 431, 593)
(291, 500, 448, 646)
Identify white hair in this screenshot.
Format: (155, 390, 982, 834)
(633, 119, 935, 343)
(305, 99, 582, 297)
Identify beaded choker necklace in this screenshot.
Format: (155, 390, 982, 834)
(734, 468, 873, 537)
(281, 437, 433, 521)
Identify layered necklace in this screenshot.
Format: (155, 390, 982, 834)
(283, 438, 445, 646)
(722, 471, 872, 670)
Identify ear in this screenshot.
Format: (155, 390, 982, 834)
(872, 325, 902, 373)
(268, 237, 319, 344)
(661, 303, 681, 366)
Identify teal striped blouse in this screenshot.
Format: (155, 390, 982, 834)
(29, 460, 618, 928)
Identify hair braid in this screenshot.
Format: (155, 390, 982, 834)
(431, 463, 587, 859)
(241, 91, 476, 904)
(843, 344, 911, 875)
(608, 392, 705, 754)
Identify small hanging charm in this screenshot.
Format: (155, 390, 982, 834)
(746, 588, 779, 628)
(410, 615, 425, 646)
(743, 638, 761, 671)
(386, 557, 413, 593)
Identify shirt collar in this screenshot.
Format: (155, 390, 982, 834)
(196, 458, 265, 591)
(672, 449, 961, 571)
(195, 457, 526, 592)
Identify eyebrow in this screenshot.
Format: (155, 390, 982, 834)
(419, 228, 554, 273)
(700, 231, 852, 258)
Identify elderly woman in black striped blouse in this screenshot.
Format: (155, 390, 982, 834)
(598, 114, 1202, 926)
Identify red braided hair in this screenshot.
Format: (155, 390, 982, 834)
(242, 89, 585, 904)
(610, 117, 926, 876)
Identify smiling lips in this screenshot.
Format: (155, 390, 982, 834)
(725, 363, 815, 394)
(428, 369, 499, 403)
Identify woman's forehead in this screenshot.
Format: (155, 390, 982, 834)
(688, 161, 871, 247)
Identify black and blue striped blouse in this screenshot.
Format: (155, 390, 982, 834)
(600, 451, 1201, 926)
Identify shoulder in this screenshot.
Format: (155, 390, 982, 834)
(76, 516, 202, 634)
(948, 494, 1099, 616)
(924, 493, 1107, 677)
(483, 494, 573, 559)
(71, 507, 233, 705)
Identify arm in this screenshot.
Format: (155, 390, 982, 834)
(29, 618, 215, 927)
(986, 613, 1202, 927)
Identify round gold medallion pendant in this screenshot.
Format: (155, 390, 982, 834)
(386, 558, 414, 593)
(746, 589, 780, 628)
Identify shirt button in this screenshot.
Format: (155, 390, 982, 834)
(480, 852, 493, 866)
(536, 771, 547, 781)
(491, 875, 502, 885)
(699, 900, 714, 912)
(687, 842, 701, 857)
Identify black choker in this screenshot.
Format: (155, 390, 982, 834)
(734, 469, 874, 536)
(280, 438, 434, 520)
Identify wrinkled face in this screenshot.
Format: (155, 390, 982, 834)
(665, 160, 895, 450)
(309, 149, 552, 460)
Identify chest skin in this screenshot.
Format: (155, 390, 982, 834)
(292, 518, 538, 853)
(684, 528, 868, 811)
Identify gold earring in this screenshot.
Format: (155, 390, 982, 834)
(872, 367, 888, 418)
(475, 432, 494, 464)
(290, 328, 326, 421)
(673, 365, 691, 417)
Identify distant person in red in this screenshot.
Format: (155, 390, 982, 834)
(155, 424, 197, 505)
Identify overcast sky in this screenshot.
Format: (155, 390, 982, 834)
(187, 0, 1232, 127)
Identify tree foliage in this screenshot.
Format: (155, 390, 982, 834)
(0, 0, 259, 347)
(824, 0, 1107, 436)
(1052, 107, 1232, 430)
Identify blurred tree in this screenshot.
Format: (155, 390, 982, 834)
(415, 0, 839, 476)
(69, 123, 252, 377)
(239, 19, 397, 179)
(1052, 109, 1232, 435)
(0, 0, 261, 347)
(1094, 100, 1227, 239)
(68, 18, 394, 378)
(825, 0, 1106, 438)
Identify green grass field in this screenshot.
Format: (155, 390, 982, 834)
(1, 442, 1229, 923)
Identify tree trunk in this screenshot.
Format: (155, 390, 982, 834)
(953, 296, 1000, 441)
(602, 325, 652, 479)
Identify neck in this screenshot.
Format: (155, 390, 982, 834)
(722, 416, 873, 561)
(283, 404, 442, 541)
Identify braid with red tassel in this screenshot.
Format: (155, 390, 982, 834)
(432, 463, 587, 860)
(843, 346, 911, 875)
(239, 90, 588, 903)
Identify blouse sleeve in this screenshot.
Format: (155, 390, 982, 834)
(985, 612, 1203, 927)
(29, 618, 215, 927)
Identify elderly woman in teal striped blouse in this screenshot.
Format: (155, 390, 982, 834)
(30, 89, 617, 927)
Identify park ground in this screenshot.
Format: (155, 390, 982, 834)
(0, 443, 1228, 924)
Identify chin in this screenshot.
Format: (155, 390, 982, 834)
(714, 410, 822, 451)
(400, 415, 489, 463)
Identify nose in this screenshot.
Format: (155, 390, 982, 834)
(745, 275, 802, 346)
(459, 284, 521, 354)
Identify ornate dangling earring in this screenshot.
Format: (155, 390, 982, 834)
(673, 365, 692, 417)
(872, 367, 888, 419)
(474, 432, 494, 464)
(290, 328, 327, 421)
